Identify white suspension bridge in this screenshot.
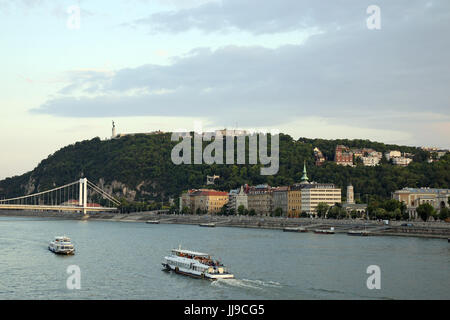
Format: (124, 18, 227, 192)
(0, 178, 120, 214)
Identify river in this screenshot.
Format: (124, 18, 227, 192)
(0, 216, 448, 299)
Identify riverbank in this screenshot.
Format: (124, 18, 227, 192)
(0, 210, 449, 239)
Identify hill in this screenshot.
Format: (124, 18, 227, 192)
(0, 133, 448, 205)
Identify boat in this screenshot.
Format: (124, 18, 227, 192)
(146, 220, 160, 224)
(314, 227, 335, 234)
(283, 227, 307, 232)
(199, 223, 215, 227)
(162, 247, 234, 280)
(48, 236, 75, 255)
(347, 230, 370, 236)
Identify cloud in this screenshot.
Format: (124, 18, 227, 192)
(30, 1, 450, 147)
(126, 0, 438, 35)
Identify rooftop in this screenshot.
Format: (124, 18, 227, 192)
(396, 187, 450, 194)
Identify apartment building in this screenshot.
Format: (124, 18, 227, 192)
(301, 183, 342, 214)
(247, 184, 273, 216)
(287, 185, 303, 217)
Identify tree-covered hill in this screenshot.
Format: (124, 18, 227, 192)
(0, 133, 448, 203)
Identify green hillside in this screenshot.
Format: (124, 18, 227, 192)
(0, 133, 448, 205)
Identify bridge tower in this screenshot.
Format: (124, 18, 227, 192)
(79, 178, 88, 214)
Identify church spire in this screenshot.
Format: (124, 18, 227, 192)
(301, 160, 309, 183)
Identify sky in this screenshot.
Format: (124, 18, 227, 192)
(1, 0, 449, 179)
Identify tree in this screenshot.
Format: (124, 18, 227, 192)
(182, 206, 192, 215)
(327, 206, 343, 219)
(416, 203, 435, 222)
(316, 202, 329, 218)
(375, 208, 387, 220)
(438, 207, 449, 221)
(393, 208, 402, 220)
(338, 209, 348, 220)
(249, 209, 256, 216)
(218, 205, 228, 216)
(274, 207, 283, 217)
(168, 205, 178, 214)
(237, 205, 245, 216)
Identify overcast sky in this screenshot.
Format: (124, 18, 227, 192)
(1, 0, 449, 179)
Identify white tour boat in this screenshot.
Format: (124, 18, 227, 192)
(48, 236, 75, 255)
(162, 247, 234, 280)
(314, 227, 335, 234)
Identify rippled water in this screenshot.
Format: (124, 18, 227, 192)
(0, 216, 449, 299)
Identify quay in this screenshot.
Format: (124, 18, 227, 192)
(0, 210, 449, 239)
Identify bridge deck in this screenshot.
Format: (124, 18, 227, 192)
(0, 204, 117, 212)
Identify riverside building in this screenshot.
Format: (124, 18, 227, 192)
(228, 186, 248, 212)
(180, 189, 229, 214)
(392, 187, 450, 219)
(247, 184, 273, 216)
(301, 183, 342, 215)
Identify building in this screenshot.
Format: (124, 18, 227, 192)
(247, 184, 273, 216)
(301, 183, 341, 215)
(313, 147, 326, 166)
(346, 184, 354, 204)
(214, 129, 249, 137)
(111, 121, 166, 140)
(384, 150, 413, 166)
(228, 186, 248, 213)
(273, 162, 341, 216)
(385, 150, 402, 161)
(361, 156, 380, 166)
(272, 185, 303, 217)
(342, 184, 367, 216)
(271, 164, 308, 217)
(180, 189, 229, 214)
(392, 187, 450, 219)
(342, 203, 368, 216)
(335, 145, 354, 166)
(272, 186, 288, 216)
(287, 184, 303, 217)
(392, 157, 412, 166)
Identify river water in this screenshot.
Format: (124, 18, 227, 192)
(0, 216, 448, 300)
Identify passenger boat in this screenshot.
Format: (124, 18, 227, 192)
(146, 220, 160, 224)
(283, 227, 307, 232)
(347, 230, 370, 236)
(162, 247, 234, 280)
(314, 227, 335, 234)
(48, 236, 75, 255)
(199, 223, 215, 227)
